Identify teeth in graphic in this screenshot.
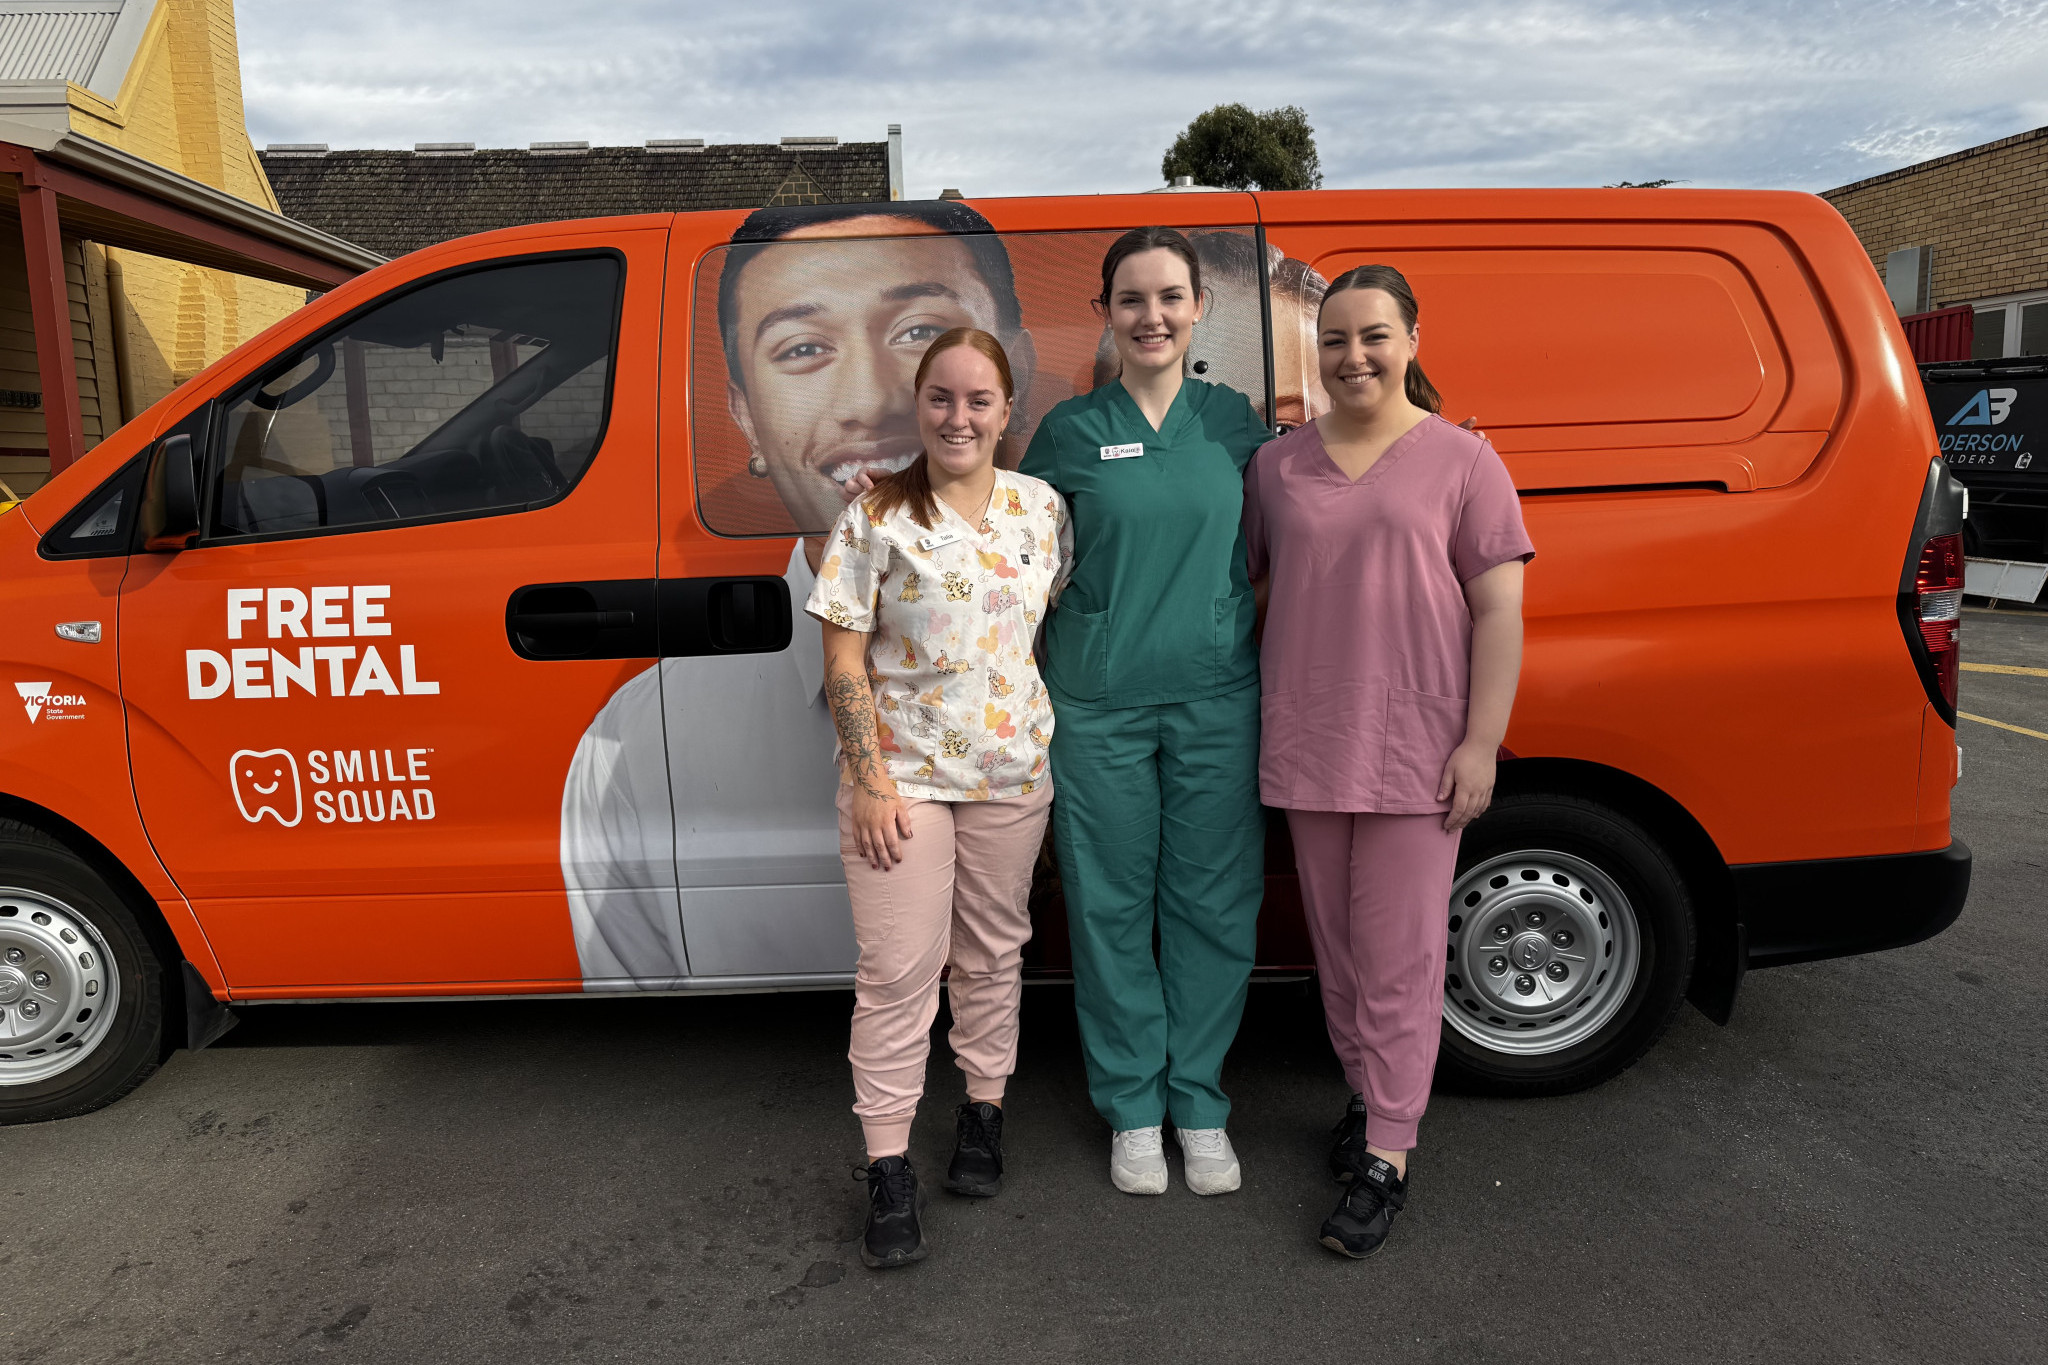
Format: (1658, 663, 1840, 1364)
(825, 452, 918, 486)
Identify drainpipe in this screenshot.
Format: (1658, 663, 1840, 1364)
(888, 124, 904, 201)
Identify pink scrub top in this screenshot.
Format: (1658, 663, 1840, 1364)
(1244, 415, 1534, 814)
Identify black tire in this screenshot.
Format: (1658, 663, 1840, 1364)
(0, 820, 165, 1124)
(1435, 793, 1694, 1097)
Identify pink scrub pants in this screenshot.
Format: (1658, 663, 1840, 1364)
(1285, 809, 1464, 1151)
(838, 782, 1052, 1160)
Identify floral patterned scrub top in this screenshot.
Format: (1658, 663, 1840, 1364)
(805, 469, 1071, 802)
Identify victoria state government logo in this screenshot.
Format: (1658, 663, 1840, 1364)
(14, 682, 86, 724)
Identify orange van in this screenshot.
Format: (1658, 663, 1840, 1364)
(0, 189, 1970, 1123)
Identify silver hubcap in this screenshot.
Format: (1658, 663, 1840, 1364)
(0, 888, 120, 1085)
(1443, 850, 1640, 1055)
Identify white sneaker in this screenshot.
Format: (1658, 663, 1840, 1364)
(1110, 1126, 1168, 1195)
(1174, 1127, 1242, 1196)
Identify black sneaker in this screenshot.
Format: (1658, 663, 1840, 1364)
(1329, 1092, 1372, 1183)
(854, 1155, 928, 1269)
(946, 1102, 1005, 1197)
(1319, 1155, 1407, 1259)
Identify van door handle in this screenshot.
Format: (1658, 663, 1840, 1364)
(509, 609, 637, 631)
(657, 576, 792, 657)
(506, 581, 658, 661)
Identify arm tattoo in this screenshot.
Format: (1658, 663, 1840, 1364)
(825, 665, 892, 800)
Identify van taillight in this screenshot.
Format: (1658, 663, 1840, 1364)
(1915, 532, 1964, 710)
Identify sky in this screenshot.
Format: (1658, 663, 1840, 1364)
(238, 0, 2048, 199)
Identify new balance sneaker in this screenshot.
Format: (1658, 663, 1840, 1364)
(1329, 1092, 1373, 1183)
(1173, 1127, 1242, 1196)
(946, 1101, 1005, 1198)
(1109, 1125, 1168, 1195)
(855, 1154, 928, 1269)
(1319, 1154, 1407, 1258)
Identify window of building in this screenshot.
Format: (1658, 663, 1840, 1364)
(206, 253, 622, 541)
(2021, 302, 2048, 358)
(1973, 308, 2007, 359)
(1969, 292, 2048, 360)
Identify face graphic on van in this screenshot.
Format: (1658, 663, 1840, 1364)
(724, 220, 1016, 533)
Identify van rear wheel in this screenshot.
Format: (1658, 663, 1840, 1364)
(0, 821, 164, 1124)
(1436, 794, 1693, 1096)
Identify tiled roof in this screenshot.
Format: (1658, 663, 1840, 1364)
(259, 142, 891, 260)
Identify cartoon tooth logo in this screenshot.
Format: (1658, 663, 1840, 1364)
(15, 682, 50, 723)
(230, 749, 302, 826)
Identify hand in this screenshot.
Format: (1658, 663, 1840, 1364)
(850, 779, 915, 870)
(841, 467, 879, 498)
(1436, 740, 1497, 833)
(1457, 415, 1489, 442)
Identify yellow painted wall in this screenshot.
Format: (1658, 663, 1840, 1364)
(0, 0, 307, 495)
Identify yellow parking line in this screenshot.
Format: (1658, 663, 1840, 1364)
(1962, 663, 2048, 678)
(1959, 711, 2048, 742)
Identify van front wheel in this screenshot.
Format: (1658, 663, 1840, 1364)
(1435, 794, 1693, 1096)
(0, 822, 164, 1124)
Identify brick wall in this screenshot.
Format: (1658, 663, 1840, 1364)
(1823, 125, 2048, 307)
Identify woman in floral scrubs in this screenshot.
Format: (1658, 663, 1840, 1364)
(807, 327, 1069, 1270)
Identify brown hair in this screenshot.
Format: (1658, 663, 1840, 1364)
(1320, 264, 1443, 414)
(1097, 225, 1203, 309)
(865, 327, 1016, 529)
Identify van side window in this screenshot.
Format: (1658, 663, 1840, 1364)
(38, 456, 144, 559)
(206, 254, 622, 540)
(688, 226, 1271, 538)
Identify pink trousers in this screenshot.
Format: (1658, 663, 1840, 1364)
(838, 782, 1052, 1160)
(1286, 809, 1464, 1151)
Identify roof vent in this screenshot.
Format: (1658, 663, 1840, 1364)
(780, 136, 838, 147)
(415, 142, 475, 156)
(265, 143, 328, 157)
(646, 138, 705, 152)
(530, 140, 590, 155)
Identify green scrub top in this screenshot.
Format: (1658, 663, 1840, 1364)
(1020, 377, 1271, 710)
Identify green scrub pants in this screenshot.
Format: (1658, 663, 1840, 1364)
(1049, 684, 1264, 1132)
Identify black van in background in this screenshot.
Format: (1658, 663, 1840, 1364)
(1923, 357, 2048, 599)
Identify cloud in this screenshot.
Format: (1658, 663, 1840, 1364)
(238, 0, 2048, 197)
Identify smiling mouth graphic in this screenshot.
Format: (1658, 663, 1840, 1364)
(818, 446, 921, 488)
(250, 777, 280, 794)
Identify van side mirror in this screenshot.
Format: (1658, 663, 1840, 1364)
(142, 433, 199, 552)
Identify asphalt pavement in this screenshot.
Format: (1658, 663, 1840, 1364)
(2, 612, 2044, 1365)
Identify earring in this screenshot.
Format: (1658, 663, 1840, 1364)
(747, 454, 768, 478)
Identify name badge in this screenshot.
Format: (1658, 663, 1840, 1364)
(1099, 443, 1144, 460)
(917, 531, 962, 552)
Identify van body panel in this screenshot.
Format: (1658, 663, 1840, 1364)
(112, 223, 671, 992)
(1255, 196, 1847, 487)
(0, 505, 231, 989)
(1914, 703, 1957, 839)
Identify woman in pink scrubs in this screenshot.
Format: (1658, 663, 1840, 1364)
(1244, 264, 1533, 1259)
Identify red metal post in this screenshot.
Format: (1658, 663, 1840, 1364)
(16, 173, 86, 474)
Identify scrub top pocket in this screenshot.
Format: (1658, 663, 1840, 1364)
(1215, 591, 1256, 693)
(1382, 688, 1468, 810)
(1046, 604, 1111, 704)
(1257, 689, 1299, 794)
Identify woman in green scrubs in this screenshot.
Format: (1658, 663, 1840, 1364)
(1020, 227, 1270, 1197)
